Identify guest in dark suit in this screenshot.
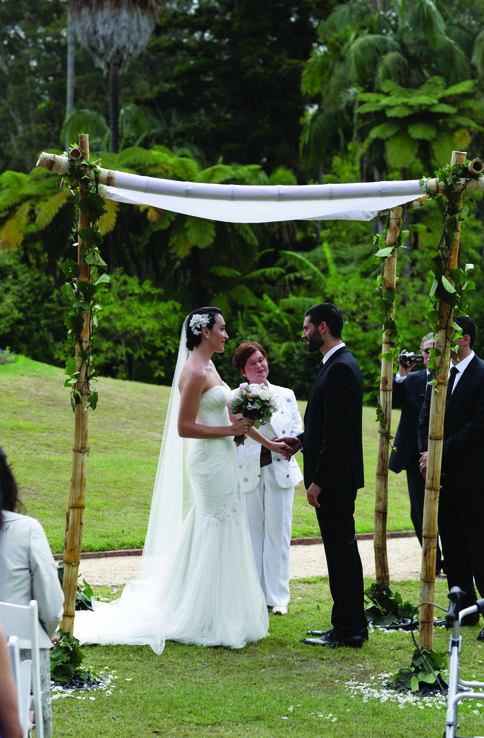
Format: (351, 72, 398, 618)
(418, 316, 484, 638)
(389, 333, 443, 574)
(278, 303, 367, 648)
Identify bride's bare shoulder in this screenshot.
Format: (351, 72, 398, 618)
(179, 359, 208, 394)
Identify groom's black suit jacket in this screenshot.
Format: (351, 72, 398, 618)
(299, 345, 364, 493)
(418, 354, 484, 489)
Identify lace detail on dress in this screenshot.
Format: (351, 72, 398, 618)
(209, 500, 240, 525)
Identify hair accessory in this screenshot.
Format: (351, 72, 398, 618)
(189, 313, 210, 335)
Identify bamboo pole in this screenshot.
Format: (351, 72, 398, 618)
(61, 134, 92, 635)
(418, 150, 466, 649)
(374, 207, 402, 585)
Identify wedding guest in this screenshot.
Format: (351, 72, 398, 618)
(0, 623, 23, 738)
(389, 333, 444, 575)
(232, 342, 303, 615)
(0, 447, 64, 738)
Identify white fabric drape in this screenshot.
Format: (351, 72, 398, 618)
(100, 175, 427, 223)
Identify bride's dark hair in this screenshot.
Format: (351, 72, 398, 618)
(186, 307, 222, 350)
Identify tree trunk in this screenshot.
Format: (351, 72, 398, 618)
(374, 206, 402, 585)
(61, 134, 92, 635)
(418, 150, 466, 650)
(109, 64, 119, 153)
(66, 9, 75, 124)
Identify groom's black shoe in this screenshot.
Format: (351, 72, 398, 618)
(301, 627, 368, 649)
(306, 627, 335, 637)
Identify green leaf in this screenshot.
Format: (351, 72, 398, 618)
(441, 276, 456, 294)
(61, 259, 78, 280)
(95, 273, 110, 286)
(77, 280, 97, 302)
(407, 122, 436, 141)
(375, 246, 395, 258)
(78, 226, 103, 249)
(185, 216, 216, 249)
(84, 250, 107, 268)
(79, 192, 107, 221)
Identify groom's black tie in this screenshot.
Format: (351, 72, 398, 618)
(446, 366, 458, 403)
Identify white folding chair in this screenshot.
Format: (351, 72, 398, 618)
(8, 634, 32, 738)
(0, 600, 43, 738)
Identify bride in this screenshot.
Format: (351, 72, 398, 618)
(74, 307, 269, 653)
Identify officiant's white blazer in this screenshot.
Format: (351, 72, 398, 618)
(0, 511, 64, 648)
(236, 383, 303, 492)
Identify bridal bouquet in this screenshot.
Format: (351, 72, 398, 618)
(230, 383, 278, 445)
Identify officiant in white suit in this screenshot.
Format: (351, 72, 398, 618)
(232, 342, 303, 615)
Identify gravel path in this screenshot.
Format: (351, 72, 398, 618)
(77, 533, 443, 586)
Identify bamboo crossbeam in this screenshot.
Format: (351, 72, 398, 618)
(35, 150, 484, 224)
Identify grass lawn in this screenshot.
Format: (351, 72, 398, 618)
(4, 357, 484, 737)
(1, 355, 412, 553)
(50, 578, 484, 738)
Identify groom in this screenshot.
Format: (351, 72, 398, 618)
(280, 303, 368, 648)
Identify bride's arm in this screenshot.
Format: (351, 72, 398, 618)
(178, 371, 253, 439)
(245, 427, 292, 458)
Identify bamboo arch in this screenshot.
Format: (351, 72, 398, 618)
(36, 144, 483, 651)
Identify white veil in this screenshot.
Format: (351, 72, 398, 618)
(138, 317, 194, 578)
(74, 318, 194, 654)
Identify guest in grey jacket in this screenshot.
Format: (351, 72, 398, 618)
(233, 342, 303, 615)
(0, 447, 64, 738)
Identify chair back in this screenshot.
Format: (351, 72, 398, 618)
(8, 634, 31, 738)
(0, 600, 44, 738)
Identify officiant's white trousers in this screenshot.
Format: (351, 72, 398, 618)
(240, 464, 294, 608)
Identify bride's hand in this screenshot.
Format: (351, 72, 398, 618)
(268, 440, 292, 460)
(231, 416, 253, 436)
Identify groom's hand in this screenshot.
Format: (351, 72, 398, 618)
(306, 483, 322, 508)
(274, 435, 301, 457)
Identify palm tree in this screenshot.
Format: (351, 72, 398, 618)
(301, 0, 483, 178)
(69, 0, 163, 153)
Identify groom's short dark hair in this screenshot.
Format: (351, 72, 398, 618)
(454, 315, 477, 348)
(305, 303, 344, 339)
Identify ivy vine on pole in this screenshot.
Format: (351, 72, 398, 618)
(60, 146, 110, 412)
(59, 136, 110, 635)
(421, 159, 479, 375)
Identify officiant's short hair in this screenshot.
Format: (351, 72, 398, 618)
(232, 342, 267, 376)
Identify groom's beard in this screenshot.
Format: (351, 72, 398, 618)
(306, 335, 324, 352)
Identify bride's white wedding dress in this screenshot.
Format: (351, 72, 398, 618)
(74, 384, 269, 654)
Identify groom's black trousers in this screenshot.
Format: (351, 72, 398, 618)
(316, 488, 367, 637)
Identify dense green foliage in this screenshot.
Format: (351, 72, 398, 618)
(2, 0, 484, 402)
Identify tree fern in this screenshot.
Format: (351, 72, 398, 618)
(185, 216, 215, 250)
(35, 190, 70, 231)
